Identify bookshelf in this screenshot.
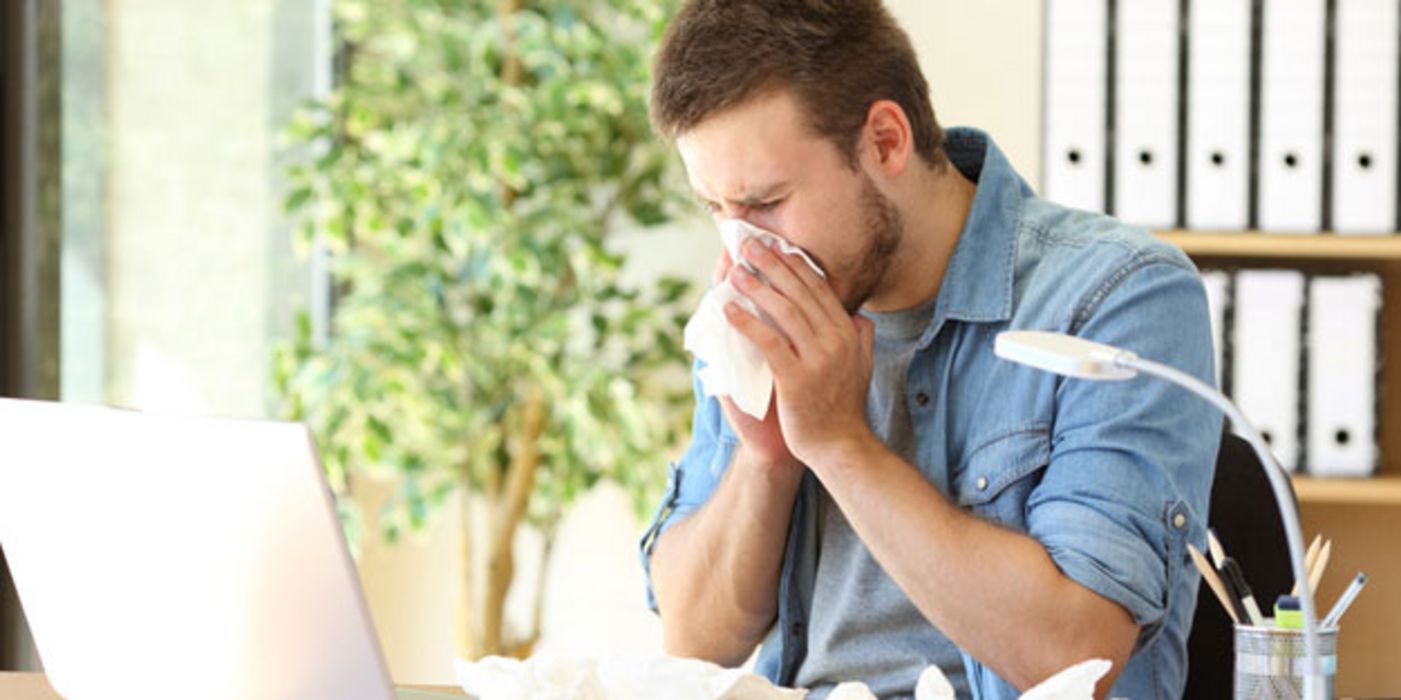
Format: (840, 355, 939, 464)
(1159, 231, 1401, 261)
(1158, 230, 1400, 695)
(1156, 229, 1401, 505)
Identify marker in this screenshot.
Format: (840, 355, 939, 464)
(1207, 530, 1264, 626)
(1322, 573, 1367, 628)
(1275, 595, 1302, 630)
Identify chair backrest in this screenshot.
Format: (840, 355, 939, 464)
(1183, 429, 1297, 699)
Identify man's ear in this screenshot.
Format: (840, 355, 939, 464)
(862, 99, 914, 179)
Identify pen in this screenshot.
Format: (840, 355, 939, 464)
(1322, 572, 1367, 628)
(1207, 530, 1264, 626)
(1220, 558, 1265, 626)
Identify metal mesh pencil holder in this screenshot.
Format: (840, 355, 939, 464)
(1234, 623, 1338, 700)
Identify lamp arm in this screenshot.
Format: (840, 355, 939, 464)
(1114, 352, 1324, 699)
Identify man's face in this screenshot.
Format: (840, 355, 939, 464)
(676, 89, 904, 313)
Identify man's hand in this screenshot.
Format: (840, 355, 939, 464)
(723, 237, 876, 468)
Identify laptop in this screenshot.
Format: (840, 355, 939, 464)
(0, 398, 465, 700)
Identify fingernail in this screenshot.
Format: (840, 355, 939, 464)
(723, 302, 739, 316)
(732, 266, 754, 287)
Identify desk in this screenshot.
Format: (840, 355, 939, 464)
(0, 672, 467, 699)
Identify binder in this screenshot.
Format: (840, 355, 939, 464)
(1257, 0, 1327, 233)
(1114, 0, 1180, 228)
(1043, 0, 1108, 212)
(1232, 269, 1305, 471)
(1332, 0, 1399, 234)
(1306, 274, 1382, 476)
(1201, 269, 1231, 389)
(1185, 0, 1252, 230)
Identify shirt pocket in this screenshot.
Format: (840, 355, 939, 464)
(954, 426, 1052, 532)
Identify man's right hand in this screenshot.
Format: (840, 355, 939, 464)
(720, 396, 800, 475)
(714, 247, 803, 475)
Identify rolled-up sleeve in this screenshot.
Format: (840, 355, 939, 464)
(1026, 257, 1221, 643)
(639, 361, 738, 613)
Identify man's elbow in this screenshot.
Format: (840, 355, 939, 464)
(660, 619, 756, 668)
(1008, 590, 1138, 696)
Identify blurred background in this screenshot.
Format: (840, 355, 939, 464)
(1, 0, 1049, 688)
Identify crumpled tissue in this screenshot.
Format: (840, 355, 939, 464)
(1018, 659, 1113, 700)
(455, 655, 1111, 700)
(454, 655, 804, 700)
(683, 219, 827, 420)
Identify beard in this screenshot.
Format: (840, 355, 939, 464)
(836, 175, 904, 313)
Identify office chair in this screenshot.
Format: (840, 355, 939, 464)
(1182, 428, 1298, 699)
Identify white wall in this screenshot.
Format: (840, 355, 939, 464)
(886, 0, 1045, 189)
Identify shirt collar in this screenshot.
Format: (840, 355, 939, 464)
(927, 127, 1029, 330)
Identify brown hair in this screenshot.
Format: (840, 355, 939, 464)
(650, 0, 947, 171)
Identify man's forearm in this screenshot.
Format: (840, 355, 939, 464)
(650, 446, 805, 666)
(810, 437, 1137, 696)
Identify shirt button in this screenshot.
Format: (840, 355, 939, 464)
(915, 392, 930, 407)
(976, 476, 989, 491)
(1173, 512, 1187, 529)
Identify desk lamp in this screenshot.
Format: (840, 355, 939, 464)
(994, 330, 1323, 700)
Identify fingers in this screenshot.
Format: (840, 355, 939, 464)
(740, 238, 846, 329)
(723, 300, 799, 372)
(731, 265, 818, 346)
(767, 242, 849, 327)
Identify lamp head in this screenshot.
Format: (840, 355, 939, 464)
(994, 331, 1138, 381)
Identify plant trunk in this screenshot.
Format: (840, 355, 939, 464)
(482, 388, 546, 657)
(456, 0, 538, 661)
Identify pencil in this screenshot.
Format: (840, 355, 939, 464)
(1307, 539, 1332, 595)
(1189, 542, 1241, 624)
(1292, 534, 1324, 596)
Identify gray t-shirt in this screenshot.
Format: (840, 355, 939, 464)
(793, 294, 970, 700)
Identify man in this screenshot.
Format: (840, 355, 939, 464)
(637, 2, 1220, 699)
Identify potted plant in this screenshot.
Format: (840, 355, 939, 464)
(274, 0, 691, 660)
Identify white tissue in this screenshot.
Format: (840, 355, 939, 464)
(683, 219, 826, 419)
(455, 655, 807, 700)
(1018, 659, 1113, 700)
(826, 682, 878, 700)
(914, 665, 957, 700)
(455, 655, 1110, 700)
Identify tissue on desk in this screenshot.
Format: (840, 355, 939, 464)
(683, 219, 827, 419)
(455, 655, 806, 700)
(455, 655, 1110, 700)
(1018, 659, 1112, 700)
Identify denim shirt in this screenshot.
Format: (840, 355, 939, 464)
(639, 128, 1221, 700)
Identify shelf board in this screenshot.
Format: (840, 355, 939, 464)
(1156, 231, 1401, 261)
(1292, 475, 1401, 506)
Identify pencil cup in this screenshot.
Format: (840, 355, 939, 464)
(1233, 623, 1337, 700)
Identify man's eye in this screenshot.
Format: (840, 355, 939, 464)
(753, 200, 781, 212)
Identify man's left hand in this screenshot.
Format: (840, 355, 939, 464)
(723, 236, 877, 468)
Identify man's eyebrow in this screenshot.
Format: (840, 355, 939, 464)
(693, 183, 792, 208)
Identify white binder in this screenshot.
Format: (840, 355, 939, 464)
(1258, 0, 1327, 233)
(1186, 0, 1252, 230)
(1332, 0, 1399, 234)
(1114, 0, 1180, 228)
(1043, 0, 1108, 212)
(1201, 269, 1230, 389)
(1307, 274, 1382, 476)
(1232, 270, 1305, 471)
